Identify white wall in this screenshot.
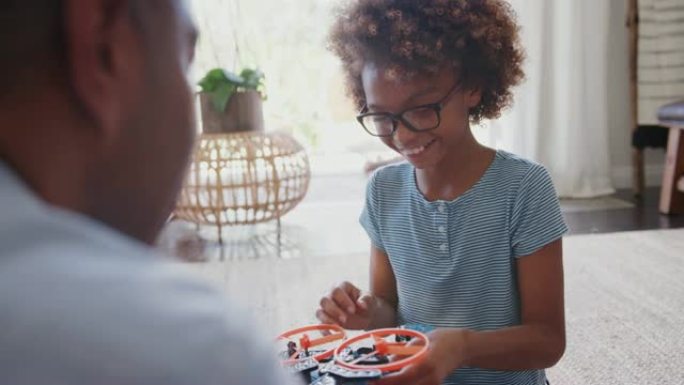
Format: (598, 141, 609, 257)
(606, 0, 665, 189)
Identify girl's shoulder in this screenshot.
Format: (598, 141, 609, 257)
(489, 150, 552, 188)
(368, 160, 413, 187)
(489, 151, 560, 214)
(365, 161, 413, 202)
(494, 150, 544, 173)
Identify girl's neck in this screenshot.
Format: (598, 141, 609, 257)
(415, 129, 495, 202)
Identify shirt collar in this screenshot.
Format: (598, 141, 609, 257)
(0, 160, 155, 256)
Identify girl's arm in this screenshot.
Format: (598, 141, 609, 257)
(377, 239, 565, 385)
(458, 238, 566, 369)
(367, 245, 399, 329)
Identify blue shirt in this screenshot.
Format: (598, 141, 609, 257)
(0, 162, 298, 385)
(360, 150, 567, 385)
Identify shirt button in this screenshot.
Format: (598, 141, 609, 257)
(440, 243, 447, 252)
(438, 204, 446, 213)
(438, 226, 446, 233)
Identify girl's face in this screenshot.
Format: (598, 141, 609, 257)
(360, 64, 481, 170)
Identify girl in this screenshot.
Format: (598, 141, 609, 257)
(315, 1, 567, 385)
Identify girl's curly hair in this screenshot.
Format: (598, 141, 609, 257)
(329, 0, 525, 122)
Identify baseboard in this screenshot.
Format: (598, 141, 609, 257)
(611, 163, 664, 189)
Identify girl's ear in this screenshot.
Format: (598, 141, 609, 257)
(465, 87, 483, 109)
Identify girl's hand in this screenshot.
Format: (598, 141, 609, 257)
(315, 281, 377, 330)
(373, 328, 468, 385)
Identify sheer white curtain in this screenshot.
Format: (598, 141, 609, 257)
(190, 0, 620, 191)
(488, 0, 615, 198)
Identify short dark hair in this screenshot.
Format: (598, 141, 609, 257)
(329, 0, 525, 122)
(0, 0, 165, 97)
(0, 1, 65, 94)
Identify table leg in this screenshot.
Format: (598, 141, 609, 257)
(659, 127, 684, 214)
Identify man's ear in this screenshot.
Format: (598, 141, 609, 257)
(63, 0, 144, 141)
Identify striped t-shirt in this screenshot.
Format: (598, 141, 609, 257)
(360, 150, 567, 385)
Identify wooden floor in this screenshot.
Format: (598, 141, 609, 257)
(564, 187, 684, 235)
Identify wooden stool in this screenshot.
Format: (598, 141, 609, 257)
(658, 101, 684, 214)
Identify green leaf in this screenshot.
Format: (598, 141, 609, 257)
(211, 83, 235, 112)
(239, 68, 265, 89)
(223, 70, 245, 85)
(198, 68, 228, 92)
(198, 67, 266, 105)
(197, 77, 214, 92)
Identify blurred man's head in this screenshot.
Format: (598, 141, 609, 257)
(0, 0, 198, 244)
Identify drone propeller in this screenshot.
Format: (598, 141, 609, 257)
(333, 328, 429, 373)
(277, 324, 347, 364)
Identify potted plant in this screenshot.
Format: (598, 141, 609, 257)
(197, 67, 266, 133)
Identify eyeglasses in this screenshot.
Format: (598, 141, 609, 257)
(356, 81, 462, 137)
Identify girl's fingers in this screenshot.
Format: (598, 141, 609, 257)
(319, 296, 348, 324)
(315, 308, 339, 325)
(340, 281, 362, 301)
(331, 285, 358, 315)
(357, 293, 374, 311)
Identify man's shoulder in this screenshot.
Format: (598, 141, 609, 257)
(0, 222, 294, 384)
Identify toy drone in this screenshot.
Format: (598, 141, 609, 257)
(277, 324, 432, 385)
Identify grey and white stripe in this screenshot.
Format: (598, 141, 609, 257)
(360, 150, 567, 385)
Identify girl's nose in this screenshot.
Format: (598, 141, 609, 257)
(392, 119, 420, 147)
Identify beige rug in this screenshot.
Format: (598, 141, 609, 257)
(191, 229, 684, 384)
(547, 229, 684, 384)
